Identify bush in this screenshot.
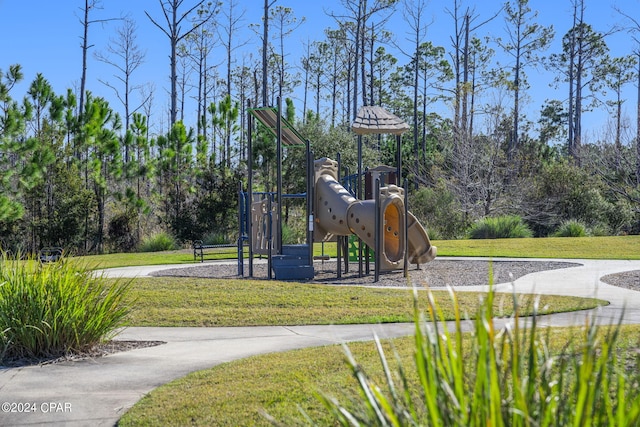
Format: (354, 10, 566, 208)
(202, 232, 230, 246)
(108, 211, 138, 252)
(468, 215, 533, 239)
(554, 219, 588, 237)
(525, 161, 624, 236)
(308, 287, 640, 426)
(0, 254, 130, 363)
(410, 182, 468, 240)
(281, 208, 306, 244)
(138, 232, 177, 252)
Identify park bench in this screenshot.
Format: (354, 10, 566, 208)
(39, 247, 63, 263)
(193, 240, 238, 262)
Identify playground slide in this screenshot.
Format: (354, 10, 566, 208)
(406, 211, 437, 264)
(314, 158, 436, 270)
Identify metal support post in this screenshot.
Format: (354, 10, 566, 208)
(247, 100, 254, 277)
(374, 178, 381, 282)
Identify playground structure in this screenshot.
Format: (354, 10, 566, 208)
(314, 157, 436, 270)
(237, 100, 436, 281)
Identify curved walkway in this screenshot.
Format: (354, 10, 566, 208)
(1, 259, 639, 426)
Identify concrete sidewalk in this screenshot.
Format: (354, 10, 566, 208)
(1, 259, 639, 426)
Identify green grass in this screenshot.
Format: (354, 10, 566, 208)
(73, 235, 639, 425)
(0, 257, 130, 363)
(123, 277, 605, 327)
(433, 235, 640, 259)
(118, 337, 412, 426)
(118, 304, 640, 426)
(68, 235, 640, 269)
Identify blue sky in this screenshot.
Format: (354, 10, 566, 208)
(1, 0, 638, 141)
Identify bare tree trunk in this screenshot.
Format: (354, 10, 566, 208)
(331, 48, 338, 127)
(316, 73, 321, 116)
(512, 43, 520, 158)
(616, 82, 622, 167)
(462, 14, 470, 147)
(353, 2, 362, 119)
(567, 5, 576, 160)
(637, 53, 640, 185)
(413, 47, 419, 185)
(302, 42, 309, 120)
(360, 1, 368, 108)
(570, 0, 585, 163)
(146, 0, 212, 126)
(170, 4, 179, 125)
(346, 52, 352, 122)
(79, 0, 90, 120)
(369, 24, 375, 106)
(450, 1, 462, 175)
(262, 0, 270, 106)
(196, 50, 204, 137)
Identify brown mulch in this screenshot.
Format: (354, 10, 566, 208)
(152, 258, 581, 288)
(601, 270, 640, 292)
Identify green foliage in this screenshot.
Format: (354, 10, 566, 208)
(312, 287, 640, 426)
(281, 219, 306, 244)
(107, 210, 138, 252)
(138, 232, 177, 252)
(29, 160, 95, 251)
(206, 94, 240, 169)
(194, 165, 241, 241)
(554, 219, 588, 237)
(157, 121, 197, 242)
(526, 160, 617, 236)
(0, 254, 130, 363)
(201, 232, 229, 246)
(468, 215, 533, 239)
(0, 65, 46, 225)
(410, 181, 467, 239)
(303, 116, 378, 172)
(3, 44, 640, 260)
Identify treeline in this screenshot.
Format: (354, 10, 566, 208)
(1, 0, 639, 254)
(0, 67, 243, 254)
(0, 65, 638, 255)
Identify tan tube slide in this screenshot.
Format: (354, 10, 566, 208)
(314, 158, 436, 269)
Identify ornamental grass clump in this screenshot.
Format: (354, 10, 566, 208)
(312, 279, 640, 426)
(468, 215, 533, 239)
(554, 219, 589, 237)
(0, 254, 131, 364)
(138, 232, 177, 252)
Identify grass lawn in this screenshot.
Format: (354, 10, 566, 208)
(116, 274, 614, 426)
(118, 322, 640, 426)
(74, 235, 640, 269)
(101, 236, 637, 425)
(435, 235, 640, 259)
(124, 277, 605, 327)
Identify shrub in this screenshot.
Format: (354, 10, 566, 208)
(138, 232, 177, 252)
(202, 232, 229, 246)
(410, 182, 468, 240)
(108, 211, 138, 252)
(525, 161, 623, 236)
(0, 254, 130, 363)
(308, 286, 640, 426)
(554, 219, 589, 237)
(468, 215, 533, 239)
